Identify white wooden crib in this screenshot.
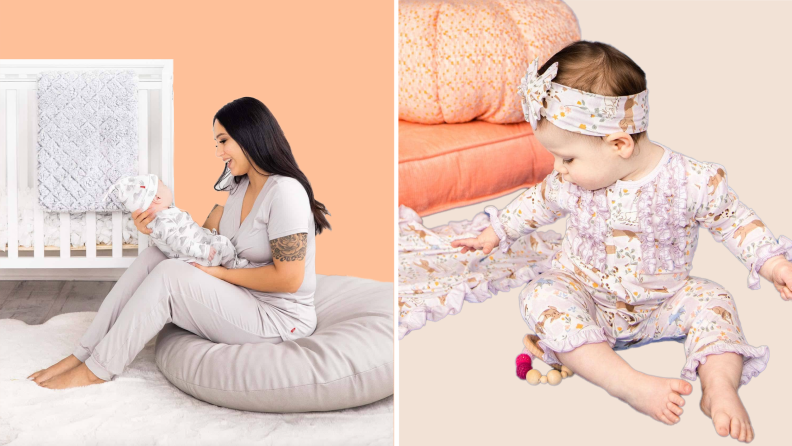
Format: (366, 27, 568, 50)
(0, 60, 174, 276)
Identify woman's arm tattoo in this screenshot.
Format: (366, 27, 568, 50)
(271, 233, 308, 261)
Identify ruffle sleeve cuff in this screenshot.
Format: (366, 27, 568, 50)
(484, 205, 512, 254)
(747, 235, 792, 290)
(680, 341, 769, 386)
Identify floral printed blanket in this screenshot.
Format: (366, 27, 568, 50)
(398, 204, 563, 339)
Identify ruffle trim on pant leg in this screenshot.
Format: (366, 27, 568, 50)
(680, 342, 770, 386)
(535, 325, 611, 366)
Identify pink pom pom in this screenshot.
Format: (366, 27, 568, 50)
(515, 354, 532, 379)
(516, 353, 532, 366)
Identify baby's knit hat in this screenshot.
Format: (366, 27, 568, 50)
(102, 173, 159, 212)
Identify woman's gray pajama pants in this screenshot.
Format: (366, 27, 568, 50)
(72, 246, 283, 381)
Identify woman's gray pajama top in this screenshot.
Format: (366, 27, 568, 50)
(219, 174, 318, 341)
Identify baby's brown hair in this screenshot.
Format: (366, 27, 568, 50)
(537, 40, 647, 146)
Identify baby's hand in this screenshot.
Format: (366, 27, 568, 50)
(450, 225, 501, 255)
(208, 246, 216, 262)
(771, 259, 792, 301)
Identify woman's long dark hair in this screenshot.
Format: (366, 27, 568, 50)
(213, 97, 331, 235)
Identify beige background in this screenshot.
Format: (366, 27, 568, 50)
(399, 1, 792, 444)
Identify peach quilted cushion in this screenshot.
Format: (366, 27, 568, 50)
(399, 0, 581, 124)
(399, 120, 554, 216)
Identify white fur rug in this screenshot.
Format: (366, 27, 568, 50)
(0, 312, 393, 446)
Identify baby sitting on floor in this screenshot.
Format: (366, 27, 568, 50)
(102, 173, 248, 269)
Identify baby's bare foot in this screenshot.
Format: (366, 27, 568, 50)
(701, 380, 754, 442)
(27, 354, 82, 385)
(610, 372, 692, 425)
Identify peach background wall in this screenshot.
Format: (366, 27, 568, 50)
(0, 0, 394, 282)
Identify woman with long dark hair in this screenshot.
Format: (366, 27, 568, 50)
(27, 97, 330, 389)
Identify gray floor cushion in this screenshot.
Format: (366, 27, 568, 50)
(154, 274, 394, 413)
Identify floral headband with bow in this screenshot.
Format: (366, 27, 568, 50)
(517, 57, 649, 136)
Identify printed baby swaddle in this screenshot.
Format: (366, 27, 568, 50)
(148, 209, 248, 269)
(103, 174, 249, 268)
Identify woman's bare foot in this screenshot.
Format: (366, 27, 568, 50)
(700, 380, 754, 442)
(38, 362, 106, 389)
(609, 371, 693, 425)
(27, 354, 82, 385)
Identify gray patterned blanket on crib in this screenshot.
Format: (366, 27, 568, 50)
(37, 69, 139, 212)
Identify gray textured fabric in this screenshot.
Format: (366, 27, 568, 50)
(37, 69, 139, 211)
(154, 274, 394, 413)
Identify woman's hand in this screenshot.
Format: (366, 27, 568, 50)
(131, 209, 154, 235)
(450, 226, 501, 255)
(770, 259, 792, 301)
(189, 262, 228, 280)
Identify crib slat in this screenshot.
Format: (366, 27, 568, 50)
(34, 209, 43, 258)
(27, 88, 35, 198)
(112, 211, 122, 258)
(59, 212, 70, 258)
(139, 89, 149, 174)
(86, 211, 96, 258)
(30, 89, 43, 259)
(6, 89, 18, 259)
(162, 66, 174, 205)
(138, 88, 149, 254)
(18, 89, 28, 191)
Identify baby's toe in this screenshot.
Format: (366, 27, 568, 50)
(658, 411, 674, 425)
(662, 407, 679, 424)
(669, 391, 685, 407)
(713, 411, 731, 437)
(670, 379, 692, 395)
(738, 421, 749, 442)
(666, 401, 683, 417)
(730, 417, 742, 440)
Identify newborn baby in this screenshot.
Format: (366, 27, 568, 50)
(102, 173, 248, 269)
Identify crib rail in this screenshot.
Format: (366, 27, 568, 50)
(0, 60, 173, 269)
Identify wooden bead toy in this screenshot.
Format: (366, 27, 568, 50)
(546, 369, 562, 385)
(525, 369, 541, 385)
(518, 334, 575, 386)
